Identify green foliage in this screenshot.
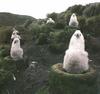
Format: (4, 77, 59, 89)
(49, 42, 66, 54)
(83, 3, 100, 17)
(47, 12, 58, 21)
(0, 26, 12, 44)
(30, 23, 54, 44)
(30, 23, 66, 53)
(0, 45, 16, 92)
(54, 21, 65, 29)
(48, 28, 75, 54)
(40, 24, 54, 33)
(49, 30, 67, 43)
(64, 27, 76, 42)
(0, 69, 12, 87)
(86, 15, 100, 36)
(29, 21, 76, 54)
(54, 13, 66, 29)
(64, 12, 72, 25)
(0, 45, 16, 71)
(67, 5, 85, 15)
(30, 23, 41, 34)
(49, 31, 67, 53)
(35, 86, 49, 94)
(78, 16, 87, 32)
(36, 32, 49, 45)
(23, 19, 33, 28)
(0, 45, 10, 57)
(0, 12, 36, 26)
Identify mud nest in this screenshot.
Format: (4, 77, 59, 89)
(49, 63, 98, 94)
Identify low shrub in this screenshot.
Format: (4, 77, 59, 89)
(86, 15, 100, 36)
(0, 26, 12, 44)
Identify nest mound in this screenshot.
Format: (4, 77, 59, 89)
(49, 63, 98, 94)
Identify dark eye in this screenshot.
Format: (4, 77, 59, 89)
(13, 33, 15, 35)
(14, 40, 18, 44)
(75, 33, 81, 38)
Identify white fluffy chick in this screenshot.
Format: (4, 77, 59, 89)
(12, 28, 19, 34)
(10, 38, 23, 61)
(11, 28, 21, 40)
(63, 30, 89, 73)
(68, 30, 85, 51)
(46, 18, 55, 24)
(69, 13, 79, 27)
(11, 33, 21, 40)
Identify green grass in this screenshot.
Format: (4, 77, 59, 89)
(35, 86, 49, 94)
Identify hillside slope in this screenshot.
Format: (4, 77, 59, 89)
(0, 12, 36, 26)
(0, 2, 100, 94)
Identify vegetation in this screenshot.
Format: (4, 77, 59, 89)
(0, 12, 36, 26)
(0, 2, 100, 94)
(0, 45, 16, 93)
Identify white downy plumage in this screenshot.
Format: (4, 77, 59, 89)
(29, 61, 38, 68)
(63, 30, 89, 73)
(68, 30, 85, 51)
(11, 28, 21, 40)
(11, 33, 21, 40)
(10, 38, 23, 61)
(12, 28, 19, 34)
(69, 13, 79, 27)
(46, 18, 55, 24)
(12, 73, 16, 81)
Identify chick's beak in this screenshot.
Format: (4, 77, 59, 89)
(76, 34, 80, 38)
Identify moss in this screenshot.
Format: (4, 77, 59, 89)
(35, 86, 49, 94)
(0, 47, 17, 92)
(49, 63, 98, 94)
(0, 68, 13, 94)
(0, 69, 12, 85)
